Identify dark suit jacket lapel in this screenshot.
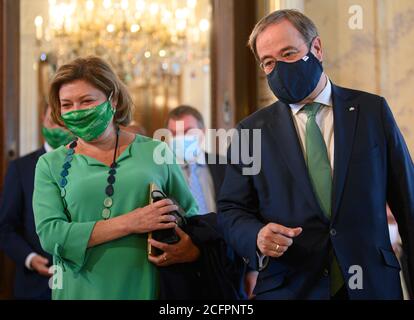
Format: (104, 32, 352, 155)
(331, 84, 359, 222)
(268, 102, 329, 224)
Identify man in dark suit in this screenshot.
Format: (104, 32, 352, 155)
(166, 105, 226, 214)
(0, 107, 73, 299)
(217, 9, 414, 300)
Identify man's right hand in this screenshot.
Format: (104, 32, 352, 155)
(30, 255, 52, 277)
(257, 223, 302, 258)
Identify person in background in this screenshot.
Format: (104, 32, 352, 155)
(0, 106, 73, 300)
(166, 105, 226, 215)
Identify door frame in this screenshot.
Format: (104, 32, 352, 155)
(0, 0, 20, 300)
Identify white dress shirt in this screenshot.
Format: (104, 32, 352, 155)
(43, 141, 53, 153)
(289, 74, 334, 171)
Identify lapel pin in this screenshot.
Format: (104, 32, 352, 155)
(349, 107, 356, 112)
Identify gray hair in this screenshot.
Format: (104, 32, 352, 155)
(248, 9, 319, 61)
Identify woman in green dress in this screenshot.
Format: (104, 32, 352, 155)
(33, 56, 200, 300)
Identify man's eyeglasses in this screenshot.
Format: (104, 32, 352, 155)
(259, 39, 315, 75)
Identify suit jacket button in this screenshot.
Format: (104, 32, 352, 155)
(243, 257, 250, 264)
(330, 229, 337, 236)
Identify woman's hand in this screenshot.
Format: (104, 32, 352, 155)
(147, 226, 200, 267)
(124, 199, 179, 234)
(88, 199, 177, 248)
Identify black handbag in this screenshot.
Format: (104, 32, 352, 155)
(150, 189, 187, 247)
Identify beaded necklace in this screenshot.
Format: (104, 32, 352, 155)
(60, 127, 120, 221)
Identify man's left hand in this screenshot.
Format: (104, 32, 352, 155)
(148, 226, 200, 267)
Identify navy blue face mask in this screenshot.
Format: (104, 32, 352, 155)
(267, 51, 323, 104)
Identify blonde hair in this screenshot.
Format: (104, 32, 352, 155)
(49, 56, 133, 126)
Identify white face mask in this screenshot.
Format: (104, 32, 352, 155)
(169, 134, 204, 164)
(388, 224, 400, 246)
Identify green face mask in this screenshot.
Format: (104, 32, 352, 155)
(42, 127, 75, 149)
(61, 98, 115, 142)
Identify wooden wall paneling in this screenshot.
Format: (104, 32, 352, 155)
(0, 0, 20, 300)
(210, 0, 257, 131)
